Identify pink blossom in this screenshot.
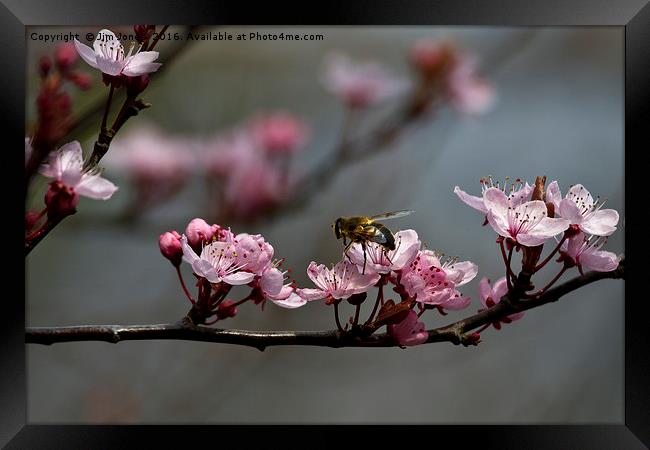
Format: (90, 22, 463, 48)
(549, 184, 619, 237)
(181, 235, 255, 286)
(74, 29, 161, 77)
(478, 276, 524, 325)
(259, 266, 306, 309)
(232, 233, 274, 276)
(321, 52, 408, 109)
(39, 141, 118, 201)
(448, 56, 495, 115)
(297, 260, 380, 302)
(484, 189, 569, 246)
(560, 231, 619, 274)
(400, 250, 476, 310)
(250, 112, 309, 155)
(454, 178, 533, 215)
(388, 310, 428, 346)
(347, 229, 421, 274)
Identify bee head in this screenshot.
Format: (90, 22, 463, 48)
(333, 218, 343, 240)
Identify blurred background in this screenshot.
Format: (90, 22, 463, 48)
(25, 26, 624, 423)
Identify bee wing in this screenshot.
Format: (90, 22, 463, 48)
(369, 210, 415, 221)
(356, 224, 389, 244)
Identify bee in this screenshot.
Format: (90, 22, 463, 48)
(332, 210, 415, 274)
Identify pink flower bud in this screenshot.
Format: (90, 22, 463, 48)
(185, 218, 215, 249)
(39, 56, 52, 77)
(159, 231, 182, 266)
(44, 180, 79, 221)
(216, 300, 238, 320)
(54, 43, 78, 70)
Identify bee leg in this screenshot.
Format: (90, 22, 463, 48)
(362, 242, 367, 275)
(343, 241, 354, 262)
(382, 248, 393, 264)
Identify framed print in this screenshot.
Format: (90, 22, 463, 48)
(3, 0, 648, 448)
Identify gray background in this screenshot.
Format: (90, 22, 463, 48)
(26, 26, 624, 423)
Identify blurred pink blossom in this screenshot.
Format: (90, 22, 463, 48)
(106, 125, 196, 211)
(410, 39, 495, 115)
(250, 112, 309, 155)
(448, 56, 496, 115)
(410, 39, 456, 79)
(321, 52, 409, 109)
(222, 160, 288, 221)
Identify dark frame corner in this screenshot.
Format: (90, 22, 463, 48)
(3, 0, 648, 448)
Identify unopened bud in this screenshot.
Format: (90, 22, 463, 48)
(185, 218, 215, 250)
(531, 175, 547, 201)
(461, 332, 481, 346)
(216, 300, 238, 320)
(44, 180, 78, 221)
(159, 230, 182, 266)
(126, 74, 150, 97)
(134, 25, 156, 43)
(346, 292, 367, 306)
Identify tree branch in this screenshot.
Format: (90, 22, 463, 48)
(26, 258, 624, 349)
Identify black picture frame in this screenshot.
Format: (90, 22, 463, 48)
(3, 1, 647, 448)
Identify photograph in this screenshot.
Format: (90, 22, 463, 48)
(23, 25, 626, 425)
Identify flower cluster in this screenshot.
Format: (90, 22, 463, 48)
(455, 176, 620, 335)
(321, 52, 409, 109)
(105, 124, 196, 211)
(409, 40, 495, 115)
(455, 178, 619, 264)
(201, 111, 309, 221)
(297, 229, 478, 346)
(26, 43, 93, 176)
(159, 217, 305, 324)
